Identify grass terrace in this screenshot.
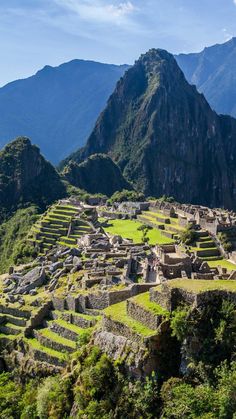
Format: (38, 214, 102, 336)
(30, 202, 94, 252)
(104, 301, 157, 337)
(130, 292, 170, 317)
(25, 337, 66, 360)
(207, 259, 236, 271)
(100, 219, 174, 245)
(40, 329, 76, 350)
(168, 279, 236, 293)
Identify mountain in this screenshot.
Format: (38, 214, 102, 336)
(69, 48, 236, 210)
(0, 60, 129, 163)
(176, 37, 236, 117)
(0, 137, 66, 220)
(62, 154, 131, 197)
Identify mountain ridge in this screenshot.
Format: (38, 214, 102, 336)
(176, 37, 236, 117)
(0, 60, 129, 163)
(68, 48, 236, 210)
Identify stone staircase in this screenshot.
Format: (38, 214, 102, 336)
(194, 231, 222, 260)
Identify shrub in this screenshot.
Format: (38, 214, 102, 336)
(180, 226, 197, 245)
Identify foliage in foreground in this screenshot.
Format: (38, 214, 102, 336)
(1, 352, 236, 419)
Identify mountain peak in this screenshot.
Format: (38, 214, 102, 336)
(68, 48, 236, 210)
(0, 137, 66, 220)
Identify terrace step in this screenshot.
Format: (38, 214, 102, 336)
(26, 337, 66, 367)
(46, 319, 84, 342)
(103, 301, 157, 343)
(0, 322, 24, 335)
(52, 310, 98, 328)
(195, 248, 220, 257)
(34, 329, 76, 353)
(200, 256, 223, 261)
(0, 313, 27, 327)
(0, 305, 31, 319)
(38, 235, 56, 244)
(196, 241, 216, 248)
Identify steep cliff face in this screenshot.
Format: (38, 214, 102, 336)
(62, 154, 131, 196)
(0, 137, 66, 219)
(70, 49, 236, 210)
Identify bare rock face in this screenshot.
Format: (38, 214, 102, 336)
(74, 49, 236, 210)
(16, 267, 46, 294)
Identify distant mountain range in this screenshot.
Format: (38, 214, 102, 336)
(0, 38, 236, 166)
(0, 60, 129, 163)
(176, 37, 236, 117)
(70, 48, 236, 210)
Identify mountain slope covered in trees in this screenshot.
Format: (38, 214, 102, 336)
(70, 49, 236, 210)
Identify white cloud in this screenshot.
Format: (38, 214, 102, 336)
(222, 28, 232, 41)
(53, 0, 136, 24)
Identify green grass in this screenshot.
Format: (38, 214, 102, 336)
(0, 333, 16, 340)
(131, 292, 169, 317)
(26, 337, 65, 360)
(104, 301, 157, 337)
(101, 219, 174, 245)
(52, 319, 87, 334)
(40, 329, 76, 349)
(207, 259, 236, 271)
(168, 279, 236, 293)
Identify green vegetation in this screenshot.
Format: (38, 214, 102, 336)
(207, 258, 236, 271)
(30, 202, 93, 253)
(168, 279, 236, 293)
(161, 362, 236, 419)
(170, 299, 236, 372)
(0, 137, 66, 222)
(101, 218, 174, 245)
(131, 292, 169, 317)
(107, 189, 145, 204)
(63, 154, 131, 197)
(137, 224, 152, 243)
(25, 337, 65, 360)
(104, 301, 157, 337)
(40, 329, 76, 350)
(218, 232, 233, 252)
(180, 225, 198, 245)
(0, 206, 40, 274)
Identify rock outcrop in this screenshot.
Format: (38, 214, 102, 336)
(70, 48, 236, 210)
(62, 154, 132, 196)
(0, 137, 66, 220)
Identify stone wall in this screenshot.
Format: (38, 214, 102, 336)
(0, 305, 31, 319)
(49, 322, 78, 342)
(127, 300, 163, 330)
(24, 301, 52, 337)
(33, 330, 74, 353)
(30, 347, 65, 368)
(150, 284, 236, 311)
(103, 315, 146, 344)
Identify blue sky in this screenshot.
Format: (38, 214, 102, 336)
(1, 0, 236, 86)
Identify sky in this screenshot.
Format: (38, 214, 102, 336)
(1, 0, 236, 86)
